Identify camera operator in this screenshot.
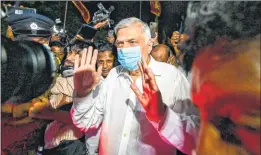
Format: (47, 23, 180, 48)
(2, 13, 55, 124)
(1, 13, 55, 154)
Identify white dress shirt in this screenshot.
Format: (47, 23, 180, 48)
(71, 57, 199, 155)
(84, 77, 104, 155)
(177, 66, 192, 84)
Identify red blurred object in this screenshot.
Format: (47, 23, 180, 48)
(1, 114, 41, 153)
(72, 0, 91, 24)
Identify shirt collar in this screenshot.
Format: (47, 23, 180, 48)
(148, 56, 162, 76)
(118, 56, 162, 77)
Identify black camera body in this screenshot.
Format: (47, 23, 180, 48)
(92, 3, 115, 28)
(1, 35, 57, 104)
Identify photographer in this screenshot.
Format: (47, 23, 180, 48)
(1, 13, 55, 154)
(2, 13, 54, 124)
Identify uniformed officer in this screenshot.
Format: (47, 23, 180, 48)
(5, 13, 55, 44)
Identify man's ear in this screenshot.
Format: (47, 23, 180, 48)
(151, 32, 158, 41)
(148, 39, 153, 54)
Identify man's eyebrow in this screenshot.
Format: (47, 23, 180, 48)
(128, 39, 138, 41)
(115, 38, 137, 43)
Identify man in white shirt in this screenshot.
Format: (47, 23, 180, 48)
(85, 40, 118, 155)
(71, 17, 199, 155)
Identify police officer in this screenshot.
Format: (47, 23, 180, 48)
(6, 13, 54, 44)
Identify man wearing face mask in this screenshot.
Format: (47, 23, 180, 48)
(71, 17, 199, 155)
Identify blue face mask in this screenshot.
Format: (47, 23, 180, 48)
(117, 46, 142, 71)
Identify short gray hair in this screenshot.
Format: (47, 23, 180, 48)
(114, 17, 151, 40)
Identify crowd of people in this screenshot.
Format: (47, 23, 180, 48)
(1, 1, 260, 155)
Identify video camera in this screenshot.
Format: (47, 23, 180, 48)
(91, 2, 115, 28)
(1, 4, 58, 104)
(1, 35, 57, 104)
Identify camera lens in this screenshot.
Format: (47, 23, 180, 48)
(1, 35, 57, 104)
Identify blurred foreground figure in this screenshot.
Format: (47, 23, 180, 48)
(192, 35, 260, 155)
(183, 1, 260, 155)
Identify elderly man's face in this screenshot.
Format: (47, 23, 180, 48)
(115, 23, 152, 61)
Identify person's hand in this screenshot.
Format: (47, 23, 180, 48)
(74, 46, 103, 97)
(170, 31, 180, 46)
(1, 103, 14, 114)
(130, 57, 166, 122)
(93, 19, 109, 29)
(12, 103, 30, 118)
(28, 98, 51, 118)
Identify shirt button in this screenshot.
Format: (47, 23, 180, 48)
(124, 133, 128, 137)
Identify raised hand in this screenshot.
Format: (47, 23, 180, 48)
(73, 46, 102, 97)
(130, 57, 166, 122)
(93, 19, 109, 29)
(171, 31, 181, 46)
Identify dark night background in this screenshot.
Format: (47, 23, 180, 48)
(1, 1, 188, 41)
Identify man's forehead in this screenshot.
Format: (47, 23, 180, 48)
(98, 51, 115, 60)
(116, 24, 143, 40)
(116, 35, 139, 42)
(99, 50, 114, 56)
